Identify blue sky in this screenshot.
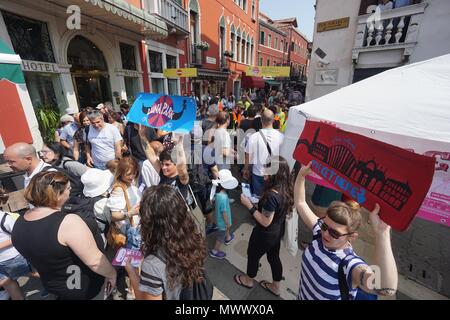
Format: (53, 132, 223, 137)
(259, 0, 316, 41)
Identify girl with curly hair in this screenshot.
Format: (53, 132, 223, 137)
(124, 185, 207, 300)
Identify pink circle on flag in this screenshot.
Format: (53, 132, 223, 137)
(147, 95, 174, 127)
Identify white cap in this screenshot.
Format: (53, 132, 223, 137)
(210, 169, 238, 200)
(81, 169, 114, 198)
(96, 103, 105, 110)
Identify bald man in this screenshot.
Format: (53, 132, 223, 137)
(3, 143, 53, 188)
(243, 109, 284, 196)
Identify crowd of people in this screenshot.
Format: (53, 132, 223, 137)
(0, 87, 398, 300)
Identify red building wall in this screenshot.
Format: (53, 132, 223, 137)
(189, 0, 259, 95)
(258, 22, 286, 66)
(277, 24, 309, 77)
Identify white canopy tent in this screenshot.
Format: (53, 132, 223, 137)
(281, 54, 450, 227)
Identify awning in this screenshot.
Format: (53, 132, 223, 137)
(0, 40, 24, 84)
(264, 79, 281, 86)
(196, 69, 230, 81)
(241, 76, 265, 89)
(54, 0, 168, 39)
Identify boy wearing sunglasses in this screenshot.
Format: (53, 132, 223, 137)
(294, 162, 398, 300)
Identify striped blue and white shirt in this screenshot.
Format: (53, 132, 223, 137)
(298, 222, 367, 300)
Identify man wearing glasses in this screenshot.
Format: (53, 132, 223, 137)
(294, 162, 398, 300)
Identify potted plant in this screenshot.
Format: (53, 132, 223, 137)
(223, 50, 234, 58)
(34, 104, 60, 142)
(195, 41, 210, 51)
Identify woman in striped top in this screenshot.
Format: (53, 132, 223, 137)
(294, 162, 398, 300)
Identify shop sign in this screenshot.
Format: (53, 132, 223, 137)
(122, 70, 140, 77)
(206, 56, 217, 64)
(246, 66, 290, 77)
(163, 68, 198, 78)
(317, 17, 350, 32)
(21, 60, 59, 73)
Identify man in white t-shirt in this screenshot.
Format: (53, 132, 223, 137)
(244, 109, 284, 197)
(3, 143, 53, 189)
(85, 111, 123, 170)
(213, 111, 235, 170)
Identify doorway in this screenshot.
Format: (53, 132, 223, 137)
(67, 35, 111, 109)
(72, 75, 111, 110)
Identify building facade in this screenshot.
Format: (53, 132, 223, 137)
(274, 18, 310, 86)
(0, 0, 188, 114)
(306, 0, 450, 102)
(186, 0, 259, 99)
(258, 13, 286, 67)
(305, 0, 450, 298)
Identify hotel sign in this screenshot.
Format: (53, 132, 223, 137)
(21, 60, 60, 73)
(317, 17, 350, 32)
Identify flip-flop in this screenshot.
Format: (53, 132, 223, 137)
(234, 274, 254, 289)
(260, 280, 280, 297)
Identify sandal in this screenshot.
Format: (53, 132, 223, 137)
(260, 280, 280, 297)
(234, 274, 254, 289)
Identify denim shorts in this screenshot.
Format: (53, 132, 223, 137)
(0, 254, 31, 281)
(216, 230, 227, 244)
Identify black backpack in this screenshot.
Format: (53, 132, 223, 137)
(62, 195, 107, 251)
(42, 161, 84, 198)
(179, 271, 214, 300)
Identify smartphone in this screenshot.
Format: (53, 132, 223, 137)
(241, 183, 252, 198)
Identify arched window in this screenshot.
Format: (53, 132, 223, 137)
(236, 27, 241, 63)
(250, 37, 254, 65)
(219, 16, 226, 60)
(241, 31, 247, 64)
(230, 24, 236, 60)
(246, 35, 251, 64)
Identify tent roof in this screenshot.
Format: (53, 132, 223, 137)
(297, 54, 450, 144)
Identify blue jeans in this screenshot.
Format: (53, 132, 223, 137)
(0, 254, 31, 281)
(251, 173, 265, 197)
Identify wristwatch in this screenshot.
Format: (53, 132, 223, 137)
(249, 206, 257, 217)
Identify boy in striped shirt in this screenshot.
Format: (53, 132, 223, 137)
(294, 162, 398, 300)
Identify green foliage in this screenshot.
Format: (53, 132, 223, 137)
(34, 105, 60, 142)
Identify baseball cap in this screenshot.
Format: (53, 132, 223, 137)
(96, 103, 105, 110)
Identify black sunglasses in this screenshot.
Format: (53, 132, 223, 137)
(318, 218, 354, 240)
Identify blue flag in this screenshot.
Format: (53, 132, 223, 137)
(127, 93, 196, 133)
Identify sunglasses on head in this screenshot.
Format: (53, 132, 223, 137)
(318, 218, 354, 240)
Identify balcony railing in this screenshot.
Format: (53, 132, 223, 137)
(352, 2, 427, 63)
(191, 44, 203, 66)
(144, 0, 189, 35)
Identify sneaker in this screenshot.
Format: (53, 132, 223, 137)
(40, 289, 50, 299)
(206, 224, 219, 235)
(224, 233, 235, 246)
(209, 250, 226, 259)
